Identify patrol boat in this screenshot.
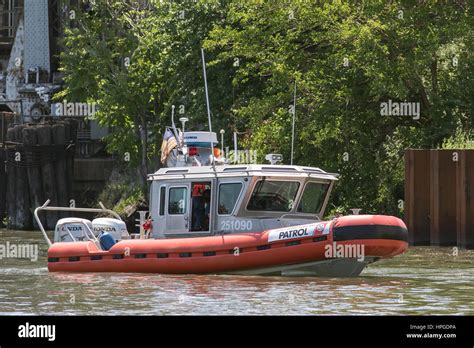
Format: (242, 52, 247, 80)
(37, 50, 408, 276)
(36, 130, 408, 276)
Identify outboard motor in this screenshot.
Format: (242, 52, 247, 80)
(54, 218, 93, 243)
(92, 218, 129, 242)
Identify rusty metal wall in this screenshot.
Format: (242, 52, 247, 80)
(456, 150, 474, 248)
(405, 149, 474, 249)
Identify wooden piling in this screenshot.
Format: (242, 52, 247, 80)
(0, 112, 5, 227)
(2, 121, 79, 230)
(52, 122, 69, 217)
(37, 124, 58, 229)
(22, 126, 44, 227)
(66, 119, 78, 204)
(12, 125, 31, 230)
(63, 121, 72, 203)
(0, 147, 5, 227)
(5, 127, 16, 228)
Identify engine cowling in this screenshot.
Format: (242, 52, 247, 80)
(54, 218, 93, 243)
(91, 218, 129, 242)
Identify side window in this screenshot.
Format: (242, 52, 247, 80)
(297, 182, 329, 214)
(168, 187, 187, 215)
(218, 183, 243, 215)
(159, 186, 166, 216)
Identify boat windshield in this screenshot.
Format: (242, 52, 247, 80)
(247, 180, 300, 212)
(297, 182, 329, 214)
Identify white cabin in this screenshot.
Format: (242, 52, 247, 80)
(148, 164, 338, 239)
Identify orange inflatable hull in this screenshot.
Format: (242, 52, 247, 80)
(47, 215, 408, 274)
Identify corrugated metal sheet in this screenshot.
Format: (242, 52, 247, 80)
(24, 0, 50, 74)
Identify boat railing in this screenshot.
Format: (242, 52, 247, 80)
(34, 199, 122, 247)
(278, 213, 321, 221)
(148, 168, 339, 180)
(61, 220, 101, 247)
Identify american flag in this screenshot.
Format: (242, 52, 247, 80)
(160, 128, 178, 163)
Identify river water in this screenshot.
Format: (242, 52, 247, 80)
(0, 229, 473, 315)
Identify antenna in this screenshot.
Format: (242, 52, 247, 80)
(290, 80, 297, 165)
(179, 117, 189, 152)
(200, 48, 216, 172)
(220, 129, 225, 153)
(233, 131, 238, 164)
(179, 117, 189, 134)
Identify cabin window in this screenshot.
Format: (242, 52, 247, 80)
(168, 187, 188, 215)
(218, 183, 243, 215)
(159, 186, 166, 216)
(297, 182, 329, 214)
(247, 180, 300, 212)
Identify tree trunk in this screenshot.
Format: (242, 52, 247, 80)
(431, 56, 438, 95)
(135, 115, 149, 203)
(140, 115, 149, 175)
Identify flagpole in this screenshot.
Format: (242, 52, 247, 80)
(170, 105, 181, 150)
(201, 48, 216, 172)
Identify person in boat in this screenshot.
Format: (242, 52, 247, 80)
(192, 184, 205, 231)
(202, 188, 211, 231)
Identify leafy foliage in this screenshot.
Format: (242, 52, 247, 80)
(205, 0, 473, 216)
(441, 126, 474, 149)
(59, 0, 473, 216)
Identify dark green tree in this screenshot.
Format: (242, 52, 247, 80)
(205, 0, 473, 216)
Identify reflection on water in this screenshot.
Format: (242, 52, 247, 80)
(0, 230, 473, 315)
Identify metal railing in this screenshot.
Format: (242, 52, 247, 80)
(34, 199, 122, 247)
